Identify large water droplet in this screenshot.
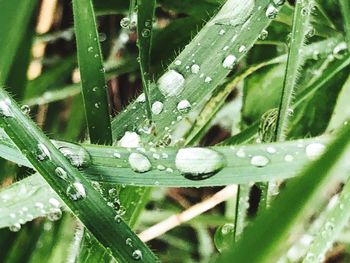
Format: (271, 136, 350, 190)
(250, 155, 270, 167)
(119, 132, 141, 148)
(266, 4, 278, 19)
(214, 223, 235, 252)
(177, 100, 191, 112)
(157, 70, 185, 97)
(66, 182, 86, 201)
(151, 101, 163, 115)
(305, 142, 325, 160)
(53, 142, 91, 169)
(175, 148, 225, 179)
(128, 153, 152, 173)
(37, 143, 51, 161)
(222, 55, 237, 69)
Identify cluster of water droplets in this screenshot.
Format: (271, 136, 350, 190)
(125, 237, 143, 261)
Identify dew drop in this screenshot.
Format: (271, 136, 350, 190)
(113, 151, 121, 159)
(120, 17, 131, 28)
(284, 154, 294, 162)
(9, 223, 21, 232)
(87, 46, 94, 52)
(94, 102, 101, 109)
(236, 148, 246, 158)
(66, 182, 86, 201)
(21, 105, 31, 115)
(175, 148, 225, 179)
(49, 197, 60, 208)
(273, 0, 285, 6)
(37, 143, 51, 161)
(222, 55, 237, 69)
(259, 29, 268, 40)
(191, 64, 200, 74)
(157, 70, 185, 97)
(238, 45, 246, 53)
(219, 29, 226, 35)
(305, 142, 325, 160)
(250, 155, 270, 167)
(204, 77, 212, 83)
(266, 147, 276, 154)
(266, 4, 278, 19)
(47, 208, 62, 221)
(333, 42, 348, 60)
(119, 132, 141, 148)
(55, 167, 68, 180)
(132, 250, 143, 260)
(135, 93, 146, 103)
(128, 153, 152, 173)
(174, 60, 182, 66)
(177, 100, 191, 112)
(57, 145, 91, 169)
(151, 101, 163, 115)
(141, 28, 150, 38)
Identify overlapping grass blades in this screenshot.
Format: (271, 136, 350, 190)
(0, 87, 158, 262)
(218, 122, 350, 263)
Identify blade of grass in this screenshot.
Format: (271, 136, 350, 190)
(275, 0, 314, 141)
(0, 0, 38, 84)
(339, 0, 350, 47)
(137, 0, 156, 121)
(72, 0, 112, 144)
(0, 87, 158, 262)
(217, 122, 350, 263)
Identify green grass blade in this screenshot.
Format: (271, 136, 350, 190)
(0, 88, 158, 262)
(339, 0, 350, 47)
(302, 177, 350, 263)
(275, 0, 314, 141)
(217, 122, 350, 263)
(72, 0, 112, 144)
(0, 0, 38, 84)
(137, 0, 156, 121)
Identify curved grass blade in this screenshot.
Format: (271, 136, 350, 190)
(275, 0, 315, 141)
(0, 88, 158, 262)
(217, 122, 350, 263)
(72, 0, 112, 144)
(137, 0, 156, 121)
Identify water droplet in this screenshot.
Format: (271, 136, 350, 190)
(151, 101, 163, 115)
(21, 105, 31, 115)
(128, 153, 152, 173)
(135, 93, 146, 103)
(141, 28, 150, 38)
(266, 147, 276, 154)
(273, 0, 285, 6)
(333, 42, 348, 60)
(114, 214, 122, 223)
(250, 155, 270, 167)
(113, 151, 121, 158)
(204, 77, 212, 83)
(157, 70, 185, 97)
(37, 143, 51, 161)
(66, 182, 86, 201)
(120, 17, 131, 28)
(266, 4, 278, 19)
(177, 100, 191, 112)
(305, 142, 325, 160)
(9, 223, 21, 232)
(87, 46, 94, 52)
(174, 60, 182, 66)
(284, 154, 294, 162)
(222, 55, 237, 69)
(238, 45, 246, 53)
(259, 29, 268, 40)
(94, 102, 101, 109)
(0, 98, 12, 117)
(219, 29, 226, 35)
(49, 198, 60, 208)
(175, 148, 225, 179)
(236, 148, 246, 158)
(56, 144, 91, 169)
(47, 208, 62, 221)
(132, 250, 143, 260)
(191, 64, 200, 74)
(301, 7, 309, 16)
(55, 167, 68, 180)
(119, 132, 141, 148)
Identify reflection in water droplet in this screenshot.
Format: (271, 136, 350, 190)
(128, 153, 152, 173)
(250, 155, 270, 167)
(175, 148, 225, 179)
